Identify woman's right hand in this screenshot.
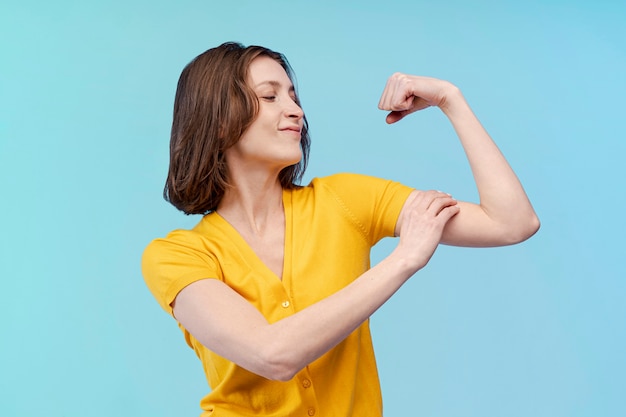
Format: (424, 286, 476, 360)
(172, 190, 459, 382)
(392, 190, 460, 273)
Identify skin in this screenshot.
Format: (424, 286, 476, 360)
(216, 57, 304, 279)
(379, 73, 539, 247)
(172, 57, 540, 381)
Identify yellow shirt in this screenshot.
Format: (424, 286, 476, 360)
(142, 173, 413, 416)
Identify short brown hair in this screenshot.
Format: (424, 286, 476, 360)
(164, 42, 310, 215)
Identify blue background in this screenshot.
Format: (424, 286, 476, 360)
(1, 1, 624, 416)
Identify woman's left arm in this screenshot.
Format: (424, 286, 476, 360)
(379, 73, 540, 247)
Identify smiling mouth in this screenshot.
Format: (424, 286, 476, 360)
(280, 127, 302, 134)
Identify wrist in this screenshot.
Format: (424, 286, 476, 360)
(385, 247, 425, 279)
(439, 85, 467, 117)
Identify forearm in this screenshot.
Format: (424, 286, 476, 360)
(441, 88, 539, 242)
(259, 251, 413, 379)
(378, 73, 539, 246)
(247, 192, 459, 379)
(174, 162, 459, 381)
(175, 249, 417, 381)
(227, 191, 456, 379)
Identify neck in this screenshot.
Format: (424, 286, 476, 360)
(217, 174, 284, 235)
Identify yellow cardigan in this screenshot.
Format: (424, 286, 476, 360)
(142, 173, 413, 416)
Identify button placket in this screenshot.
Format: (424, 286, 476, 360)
(297, 368, 317, 416)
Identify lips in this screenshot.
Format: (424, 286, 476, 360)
(279, 125, 302, 133)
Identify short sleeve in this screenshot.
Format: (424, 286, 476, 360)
(319, 173, 414, 245)
(141, 229, 220, 316)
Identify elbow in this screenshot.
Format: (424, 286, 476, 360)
(530, 213, 541, 236)
(504, 212, 541, 245)
(255, 343, 302, 382)
(520, 212, 541, 242)
(262, 363, 299, 382)
(267, 368, 299, 383)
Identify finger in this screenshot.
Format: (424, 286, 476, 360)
(411, 190, 452, 212)
(385, 98, 430, 123)
(391, 90, 414, 111)
(382, 95, 431, 124)
(378, 74, 400, 109)
(386, 110, 406, 124)
(419, 189, 451, 199)
(436, 204, 461, 224)
(428, 197, 458, 216)
(379, 87, 403, 112)
(379, 74, 412, 111)
(378, 76, 396, 110)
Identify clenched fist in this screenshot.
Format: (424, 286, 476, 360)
(378, 73, 460, 124)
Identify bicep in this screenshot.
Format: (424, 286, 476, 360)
(395, 191, 516, 247)
(440, 200, 519, 247)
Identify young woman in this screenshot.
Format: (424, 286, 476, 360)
(142, 42, 539, 416)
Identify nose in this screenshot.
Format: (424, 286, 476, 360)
(285, 99, 304, 119)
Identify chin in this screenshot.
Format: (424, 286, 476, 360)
(282, 149, 302, 165)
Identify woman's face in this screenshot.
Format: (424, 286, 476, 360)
(225, 56, 304, 176)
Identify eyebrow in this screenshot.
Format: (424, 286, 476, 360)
(254, 80, 295, 92)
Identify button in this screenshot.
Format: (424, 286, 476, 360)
(281, 300, 290, 308)
(302, 378, 311, 388)
(307, 408, 315, 416)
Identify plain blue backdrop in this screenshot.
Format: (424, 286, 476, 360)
(1, 1, 624, 416)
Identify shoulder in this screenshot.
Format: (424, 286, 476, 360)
(298, 173, 414, 241)
(308, 173, 390, 195)
(141, 225, 223, 315)
(142, 213, 234, 270)
(141, 228, 219, 289)
(310, 172, 379, 188)
(306, 173, 413, 203)
(143, 228, 208, 259)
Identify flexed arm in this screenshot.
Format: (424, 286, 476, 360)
(379, 74, 540, 247)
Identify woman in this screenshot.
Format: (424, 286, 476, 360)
(142, 42, 539, 416)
